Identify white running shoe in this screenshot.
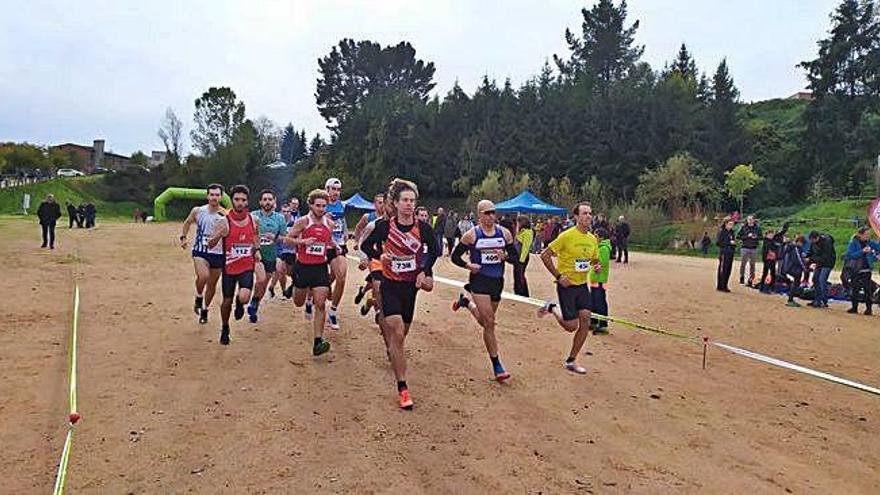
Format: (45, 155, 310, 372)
(564, 361, 587, 374)
(304, 298, 313, 321)
(328, 306, 340, 330)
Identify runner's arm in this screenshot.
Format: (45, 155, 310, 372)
(206, 218, 228, 249)
(540, 247, 561, 280)
(451, 228, 474, 268)
(353, 213, 369, 244)
(283, 218, 308, 246)
(360, 220, 388, 260)
(180, 207, 198, 245)
(252, 217, 262, 262)
(419, 221, 439, 277)
(501, 227, 518, 264)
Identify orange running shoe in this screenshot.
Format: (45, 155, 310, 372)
(398, 389, 414, 410)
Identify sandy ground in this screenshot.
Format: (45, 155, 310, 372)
(2, 218, 879, 494)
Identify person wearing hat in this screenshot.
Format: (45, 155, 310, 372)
(324, 177, 348, 329)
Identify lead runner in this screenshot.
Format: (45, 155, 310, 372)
(360, 178, 439, 410)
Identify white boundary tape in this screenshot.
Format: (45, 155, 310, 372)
(348, 255, 880, 397)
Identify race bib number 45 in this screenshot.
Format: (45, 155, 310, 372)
(391, 256, 417, 273)
(574, 259, 590, 272)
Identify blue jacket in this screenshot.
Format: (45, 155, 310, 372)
(844, 238, 880, 270)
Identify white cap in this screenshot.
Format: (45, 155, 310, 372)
(325, 177, 342, 189)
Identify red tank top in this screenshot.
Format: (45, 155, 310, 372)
(381, 218, 424, 282)
(224, 213, 256, 275)
(296, 215, 333, 265)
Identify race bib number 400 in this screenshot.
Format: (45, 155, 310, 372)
(306, 243, 326, 256)
(574, 259, 590, 272)
(232, 244, 252, 257)
(481, 250, 502, 264)
(391, 256, 417, 273)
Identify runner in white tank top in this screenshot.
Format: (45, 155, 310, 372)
(180, 184, 226, 325)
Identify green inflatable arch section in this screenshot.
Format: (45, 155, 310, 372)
(153, 187, 231, 221)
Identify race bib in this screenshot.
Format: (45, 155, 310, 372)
(391, 255, 417, 273)
(481, 250, 502, 264)
(574, 259, 590, 272)
(260, 234, 274, 246)
(232, 244, 252, 257)
(306, 243, 326, 256)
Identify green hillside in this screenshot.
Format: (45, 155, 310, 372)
(0, 177, 145, 218)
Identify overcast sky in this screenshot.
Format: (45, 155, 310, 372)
(0, 0, 837, 156)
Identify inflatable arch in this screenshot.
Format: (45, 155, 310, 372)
(153, 187, 231, 221)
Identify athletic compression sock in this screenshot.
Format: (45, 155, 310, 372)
(491, 355, 502, 368)
(397, 380, 408, 392)
(251, 297, 261, 310)
(195, 296, 203, 308)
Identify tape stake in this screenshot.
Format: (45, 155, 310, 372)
(702, 336, 709, 370)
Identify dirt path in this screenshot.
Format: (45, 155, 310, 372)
(2, 219, 878, 493)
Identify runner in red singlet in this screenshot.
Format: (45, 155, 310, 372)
(207, 185, 261, 346)
(283, 189, 337, 356)
(360, 179, 439, 409)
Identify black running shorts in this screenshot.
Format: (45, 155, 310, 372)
(380, 279, 419, 324)
(261, 258, 276, 274)
(222, 270, 254, 298)
(556, 283, 591, 321)
(468, 273, 504, 302)
(194, 252, 224, 270)
(293, 261, 331, 289)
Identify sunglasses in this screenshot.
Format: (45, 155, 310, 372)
(481, 210, 496, 216)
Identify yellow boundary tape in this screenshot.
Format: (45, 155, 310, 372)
(53, 283, 80, 495)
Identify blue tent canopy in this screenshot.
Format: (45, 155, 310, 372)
(342, 193, 375, 210)
(495, 190, 566, 215)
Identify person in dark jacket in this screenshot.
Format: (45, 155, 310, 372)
(37, 194, 62, 249)
(614, 215, 631, 263)
(736, 215, 762, 285)
(843, 227, 880, 315)
(716, 217, 736, 292)
(700, 232, 711, 255)
(758, 222, 789, 293)
(781, 235, 807, 307)
(84, 202, 96, 228)
(66, 201, 77, 229)
(806, 231, 836, 308)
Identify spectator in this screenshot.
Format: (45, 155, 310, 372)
(542, 217, 556, 248)
(737, 215, 761, 285)
(844, 227, 880, 315)
(551, 216, 563, 242)
(758, 222, 789, 293)
(434, 207, 447, 254)
(444, 210, 459, 256)
(700, 231, 711, 255)
(133, 207, 142, 223)
(457, 213, 474, 241)
(66, 200, 77, 229)
(513, 216, 534, 297)
(85, 202, 97, 228)
(614, 215, 630, 263)
(781, 235, 808, 307)
(806, 231, 836, 308)
(76, 204, 85, 228)
(499, 213, 515, 234)
(716, 217, 736, 292)
(37, 194, 62, 249)
(590, 227, 612, 333)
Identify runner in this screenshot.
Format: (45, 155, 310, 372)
(205, 185, 260, 345)
(325, 178, 348, 330)
(284, 189, 337, 356)
(179, 183, 225, 325)
(537, 202, 601, 375)
(361, 179, 439, 409)
(275, 202, 298, 299)
(450, 200, 517, 381)
(353, 193, 386, 316)
(246, 189, 287, 323)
